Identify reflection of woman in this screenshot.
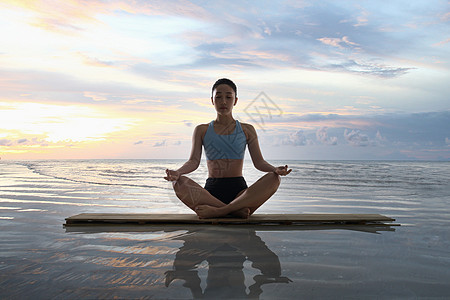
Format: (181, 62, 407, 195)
(165, 78, 291, 218)
(165, 228, 291, 299)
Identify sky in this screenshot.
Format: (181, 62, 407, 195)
(0, 0, 449, 161)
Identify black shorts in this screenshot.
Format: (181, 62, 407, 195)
(204, 177, 248, 204)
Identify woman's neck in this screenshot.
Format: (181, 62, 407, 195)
(215, 114, 235, 125)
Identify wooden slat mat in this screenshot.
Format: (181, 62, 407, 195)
(65, 213, 396, 226)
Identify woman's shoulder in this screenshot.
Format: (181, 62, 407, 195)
(195, 123, 210, 129)
(194, 123, 210, 135)
(239, 122, 257, 139)
(239, 122, 256, 132)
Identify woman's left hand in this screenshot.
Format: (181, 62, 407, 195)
(274, 165, 292, 176)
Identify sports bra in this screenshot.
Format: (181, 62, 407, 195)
(203, 120, 247, 160)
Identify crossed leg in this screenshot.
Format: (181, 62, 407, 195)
(172, 176, 250, 218)
(194, 172, 281, 219)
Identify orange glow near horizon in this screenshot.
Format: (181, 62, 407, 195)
(0, 99, 213, 159)
(0, 102, 136, 141)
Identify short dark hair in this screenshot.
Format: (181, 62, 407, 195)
(211, 78, 237, 97)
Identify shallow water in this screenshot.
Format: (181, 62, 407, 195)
(1, 160, 449, 299)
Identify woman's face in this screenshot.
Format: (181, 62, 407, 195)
(211, 84, 237, 115)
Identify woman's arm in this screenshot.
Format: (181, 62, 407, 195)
(164, 124, 205, 181)
(245, 123, 292, 176)
(246, 124, 275, 172)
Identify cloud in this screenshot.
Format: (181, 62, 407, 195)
(281, 130, 310, 146)
(153, 140, 166, 147)
(83, 92, 108, 102)
(341, 128, 384, 147)
(375, 130, 386, 144)
(190, 42, 259, 68)
(376, 112, 450, 145)
(317, 36, 360, 49)
(183, 120, 193, 127)
(3, 0, 210, 34)
(353, 8, 369, 27)
(1, 0, 434, 86)
(344, 129, 370, 147)
(0, 69, 183, 106)
(0, 137, 50, 147)
(433, 38, 450, 47)
(316, 127, 338, 145)
(3, 0, 104, 34)
(134, 140, 143, 145)
(324, 59, 414, 78)
(0, 139, 12, 146)
(250, 111, 449, 159)
(77, 52, 115, 68)
(239, 4, 417, 78)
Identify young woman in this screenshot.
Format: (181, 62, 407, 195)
(164, 78, 291, 218)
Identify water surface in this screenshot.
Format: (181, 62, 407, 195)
(1, 160, 449, 299)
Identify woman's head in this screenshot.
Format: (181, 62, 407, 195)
(212, 78, 237, 98)
(211, 78, 238, 115)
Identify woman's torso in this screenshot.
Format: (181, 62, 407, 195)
(201, 120, 248, 178)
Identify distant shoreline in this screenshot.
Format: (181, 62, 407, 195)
(1, 158, 449, 162)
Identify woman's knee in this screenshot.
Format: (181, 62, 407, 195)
(265, 172, 281, 190)
(174, 175, 189, 186)
(270, 171, 281, 181)
(173, 175, 189, 192)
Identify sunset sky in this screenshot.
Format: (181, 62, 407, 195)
(0, 0, 449, 160)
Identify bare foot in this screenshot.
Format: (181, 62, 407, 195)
(195, 205, 225, 219)
(195, 205, 250, 219)
(230, 207, 250, 219)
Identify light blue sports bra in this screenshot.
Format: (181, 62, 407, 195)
(203, 120, 247, 160)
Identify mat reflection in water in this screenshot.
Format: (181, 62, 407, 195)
(65, 222, 398, 298)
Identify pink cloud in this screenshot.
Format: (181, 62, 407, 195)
(3, 0, 210, 34)
(317, 36, 360, 49)
(433, 38, 450, 47)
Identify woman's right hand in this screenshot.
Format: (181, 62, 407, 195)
(164, 169, 180, 181)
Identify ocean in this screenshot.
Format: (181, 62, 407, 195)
(1, 159, 449, 299)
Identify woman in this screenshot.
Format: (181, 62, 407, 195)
(164, 78, 291, 219)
